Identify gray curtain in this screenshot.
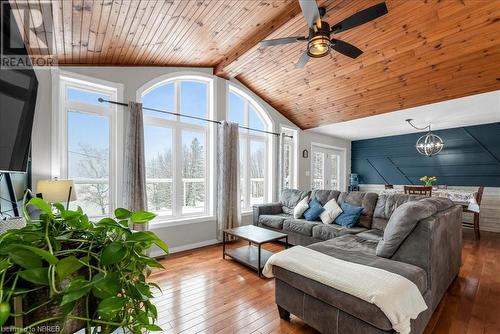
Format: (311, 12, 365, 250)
(216, 121, 240, 241)
(123, 101, 147, 231)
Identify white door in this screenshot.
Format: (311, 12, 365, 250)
(311, 145, 345, 191)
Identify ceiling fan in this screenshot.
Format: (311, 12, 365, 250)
(260, 0, 388, 68)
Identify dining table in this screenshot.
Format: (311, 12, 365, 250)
(380, 188, 480, 212)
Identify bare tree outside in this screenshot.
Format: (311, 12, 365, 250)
(72, 145, 109, 215)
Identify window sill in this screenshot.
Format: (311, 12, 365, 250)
(241, 210, 253, 216)
(149, 215, 215, 229)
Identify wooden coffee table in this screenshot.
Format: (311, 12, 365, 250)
(223, 225, 288, 277)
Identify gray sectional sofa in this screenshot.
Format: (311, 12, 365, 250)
(253, 189, 462, 334)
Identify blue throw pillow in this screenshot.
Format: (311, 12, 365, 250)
(303, 199, 325, 221)
(334, 202, 364, 228)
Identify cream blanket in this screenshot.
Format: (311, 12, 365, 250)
(263, 246, 427, 334)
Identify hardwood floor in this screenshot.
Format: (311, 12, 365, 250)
(149, 230, 500, 334)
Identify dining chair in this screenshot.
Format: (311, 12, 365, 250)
(404, 186, 432, 196)
(462, 186, 484, 240)
(385, 184, 394, 189)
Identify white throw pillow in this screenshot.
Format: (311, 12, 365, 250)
(293, 196, 309, 219)
(320, 198, 343, 224)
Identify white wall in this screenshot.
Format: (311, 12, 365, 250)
(30, 67, 350, 254)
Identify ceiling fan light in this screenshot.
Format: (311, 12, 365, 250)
(307, 35, 330, 58)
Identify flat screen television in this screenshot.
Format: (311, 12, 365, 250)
(0, 2, 38, 173)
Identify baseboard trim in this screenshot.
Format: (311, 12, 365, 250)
(150, 239, 220, 258)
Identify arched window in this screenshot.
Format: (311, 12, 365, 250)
(228, 86, 272, 210)
(139, 76, 213, 220)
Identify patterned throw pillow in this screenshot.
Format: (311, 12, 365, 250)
(320, 198, 343, 224)
(303, 199, 325, 221)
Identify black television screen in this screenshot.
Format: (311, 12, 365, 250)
(0, 2, 38, 173)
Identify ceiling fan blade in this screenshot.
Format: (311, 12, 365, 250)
(331, 39, 363, 59)
(296, 50, 310, 69)
(299, 0, 321, 30)
(331, 2, 388, 33)
(260, 36, 307, 47)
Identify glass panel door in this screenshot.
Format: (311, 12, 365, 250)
(311, 145, 344, 191)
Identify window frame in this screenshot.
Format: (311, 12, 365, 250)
(280, 126, 298, 190)
(53, 71, 122, 217)
(227, 85, 273, 212)
(138, 75, 214, 222)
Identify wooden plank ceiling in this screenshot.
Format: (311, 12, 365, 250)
(13, 0, 500, 129)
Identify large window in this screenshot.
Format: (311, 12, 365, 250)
(228, 87, 271, 211)
(141, 78, 211, 219)
(59, 75, 118, 217)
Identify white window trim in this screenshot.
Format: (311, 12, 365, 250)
(51, 69, 124, 216)
(137, 74, 215, 223)
(227, 84, 273, 212)
(280, 125, 298, 190)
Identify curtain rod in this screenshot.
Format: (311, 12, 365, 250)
(98, 98, 293, 138)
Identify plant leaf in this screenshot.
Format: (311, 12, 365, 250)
(19, 268, 49, 285)
(11, 244, 58, 265)
(56, 256, 83, 279)
(97, 296, 126, 320)
(101, 242, 127, 265)
(135, 282, 153, 298)
(0, 259, 12, 272)
(61, 210, 82, 220)
(53, 202, 65, 212)
(127, 231, 169, 254)
(28, 198, 53, 215)
(92, 272, 120, 299)
(114, 208, 132, 219)
(0, 302, 10, 326)
(144, 324, 162, 331)
(9, 250, 43, 269)
(130, 211, 156, 224)
(61, 286, 91, 306)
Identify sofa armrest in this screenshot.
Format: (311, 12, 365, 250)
(252, 202, 283, 225)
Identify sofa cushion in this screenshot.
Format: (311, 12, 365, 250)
(307, 239, 428, 293)
(310, 189, 341, 206)
(304, 199, 325, 221)
(338, 192, 378, 229)
(283, 219, 319, 236)
(356, 229, 384, 241)
(312, 224, 367, 241)
(334, 202, 364, 228)
(258, 213, 290, 229)
(376, 197, 453, 258)
(280, 189, 310, 215)
(372, 193, 424, 230)
(319, 198, 343, 224)
(293, 196, 309, 219)
(273, 264, 429, 332)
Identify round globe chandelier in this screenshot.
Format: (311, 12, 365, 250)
(406, 119, 444, 157)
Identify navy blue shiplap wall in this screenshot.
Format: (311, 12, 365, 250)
(351, 122, 500, 187)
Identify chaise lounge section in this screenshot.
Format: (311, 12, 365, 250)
(253, 189, 462, 333)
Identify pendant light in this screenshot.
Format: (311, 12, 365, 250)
(406, 119, 444, 157)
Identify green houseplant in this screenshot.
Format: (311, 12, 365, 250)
(0, 196, 168, 333)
